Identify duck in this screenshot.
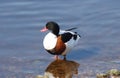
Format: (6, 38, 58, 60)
(40, 21, 81, 60)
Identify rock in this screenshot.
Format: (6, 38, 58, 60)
(36, 75, 44, 78)
(96, 73, 108, 78)
(96, 69, 120, 78)
(107, 69, 120, 76)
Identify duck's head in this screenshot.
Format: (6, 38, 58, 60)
(41, 21, 60, 36)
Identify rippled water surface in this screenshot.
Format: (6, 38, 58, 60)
(0, 0, 120, 78)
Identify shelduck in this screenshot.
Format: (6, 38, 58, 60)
(41, 21, 81, 60)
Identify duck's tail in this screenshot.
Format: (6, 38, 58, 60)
(65, 27, 81, 38)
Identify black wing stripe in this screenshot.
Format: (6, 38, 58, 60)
(61, 32, 73, 43)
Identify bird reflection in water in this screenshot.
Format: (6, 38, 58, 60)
(37, 59, 80, 78)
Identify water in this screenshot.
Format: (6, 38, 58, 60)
(0, 0, 120, 78)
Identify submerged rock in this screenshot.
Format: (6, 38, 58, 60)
(97, 69, 120, 78)
(36, 75, 44, 78)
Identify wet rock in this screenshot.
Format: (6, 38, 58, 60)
(36, 75, 44, 78)
(97, 69, 120, 78)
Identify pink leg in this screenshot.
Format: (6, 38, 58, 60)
(54, 55, 60, 60)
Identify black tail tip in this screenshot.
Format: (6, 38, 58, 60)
(74, 32, 81, 38)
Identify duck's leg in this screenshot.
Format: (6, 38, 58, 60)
(63, 55, 66, 60)
(54, 55, 60, 60)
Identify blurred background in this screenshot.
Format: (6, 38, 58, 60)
(0, 0, 120, 78)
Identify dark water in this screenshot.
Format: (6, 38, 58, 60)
(0, 0, 120, 78)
